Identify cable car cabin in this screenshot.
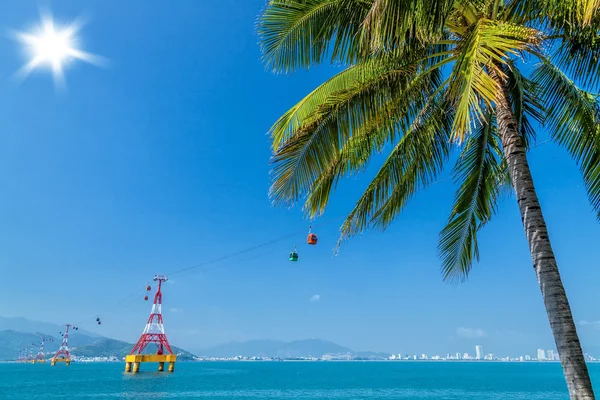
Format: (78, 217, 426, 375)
(146, 285, 151, 291)
(289, 251, 299, 262)
(144, 295, 149, 301)
(307, 233, 318, 245)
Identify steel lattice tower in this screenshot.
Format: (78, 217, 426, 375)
(130, 275, 174, 355)
(125, 275, 177, 373)
(34, 338, 48, 363)
(51, 324, 72, 366)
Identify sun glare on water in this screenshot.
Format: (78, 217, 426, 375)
(14, 12, 103, 87)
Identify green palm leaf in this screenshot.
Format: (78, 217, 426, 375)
(338, 97, 452, 241)
(269, 53, 416, 150)
(533, 61, 600, 218)
(503, 61, 544, 148)
(445, 19, 542, 141)
(439, 115, 506, 282)
(258, 0, 372, 73)
(270, 64, 441, 206)
(362, 0, 454, 50)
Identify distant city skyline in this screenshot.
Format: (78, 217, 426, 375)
(386, 345, 596, 363)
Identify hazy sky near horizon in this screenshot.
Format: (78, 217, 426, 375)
(0, 0, 599, 357)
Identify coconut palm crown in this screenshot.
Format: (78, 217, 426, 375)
(259, 0, 600, 398)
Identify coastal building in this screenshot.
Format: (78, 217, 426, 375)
(456, 353, 461, 360)
(546, 350, 554, 361)
(475, 345, 483, 360)
(525, 355, 532, 361)
(537, 349, 546, 360)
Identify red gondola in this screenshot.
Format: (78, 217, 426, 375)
(146, 285, 151, 291)
(144, 295, 149, 301)
(307, 226, 318, 245)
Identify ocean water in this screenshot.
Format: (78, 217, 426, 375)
(1, 361, 599, 399)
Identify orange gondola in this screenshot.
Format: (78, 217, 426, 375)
(307, 226, 318, 245)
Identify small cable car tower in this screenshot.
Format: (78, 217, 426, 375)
(34, 337, 50, 364)
(26, 346, 33, 362)
(125, 275, 177, 373)
(17, 349, 25, 363)
(51, 324, 72, 366)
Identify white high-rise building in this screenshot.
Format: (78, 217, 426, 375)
(475, 345, 483, 360)
(546, 350, 554, 361)
(456, 352, 461, 360)
(537, 349, 546, 360)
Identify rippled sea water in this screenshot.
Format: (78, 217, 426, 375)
(1, 361, 599, 399)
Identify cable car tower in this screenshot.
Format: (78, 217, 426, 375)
(125, 275, 177, 373)
(51, 324, 72, 366)
(26, 345, 33, 363)
(34, 337, 50, 364)
(17, 349, 25, 363)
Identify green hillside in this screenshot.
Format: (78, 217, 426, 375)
(73, 338, 195, 360)
(0, 330, 195, 361)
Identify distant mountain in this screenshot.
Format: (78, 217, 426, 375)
(0, 316, 101, 338)
(0, 330, 49, 360)
(196, 339, 355, 358)
(0, 330, 100, 360)
(0, 329, 196, 361)
(74, 338, 195, 360)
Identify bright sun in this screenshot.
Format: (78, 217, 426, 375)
(14, 12, 102, 87)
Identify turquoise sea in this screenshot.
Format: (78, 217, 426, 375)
(1, 361, 599, 399)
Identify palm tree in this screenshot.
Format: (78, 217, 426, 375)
(258, 0, 600, 398)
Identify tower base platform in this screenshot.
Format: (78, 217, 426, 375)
(33, 359, 45, 364)
(125, 354, 177, 373)
(51, 358, 71, 366)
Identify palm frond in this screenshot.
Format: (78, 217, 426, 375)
(258, 0, 372, 73)
(552, 25, 600, 89)
(533, 61, 600, 218)
(338, 97, 452, 242)
(503, 61, 544, 148)
(446, 19, 543, 141)
(270, 64, 441, 207)
(439, 115, 506, 282)
(270, 52, 418, 150)
(361, 0, 454, 50)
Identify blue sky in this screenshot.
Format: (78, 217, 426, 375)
(0, 0, 599, 357)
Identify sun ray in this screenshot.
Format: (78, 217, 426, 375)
(12, 12, 103, 87)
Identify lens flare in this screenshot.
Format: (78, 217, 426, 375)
(13, 11, 103, 87)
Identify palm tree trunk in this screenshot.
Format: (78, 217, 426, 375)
(492, 71, 595, 399)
